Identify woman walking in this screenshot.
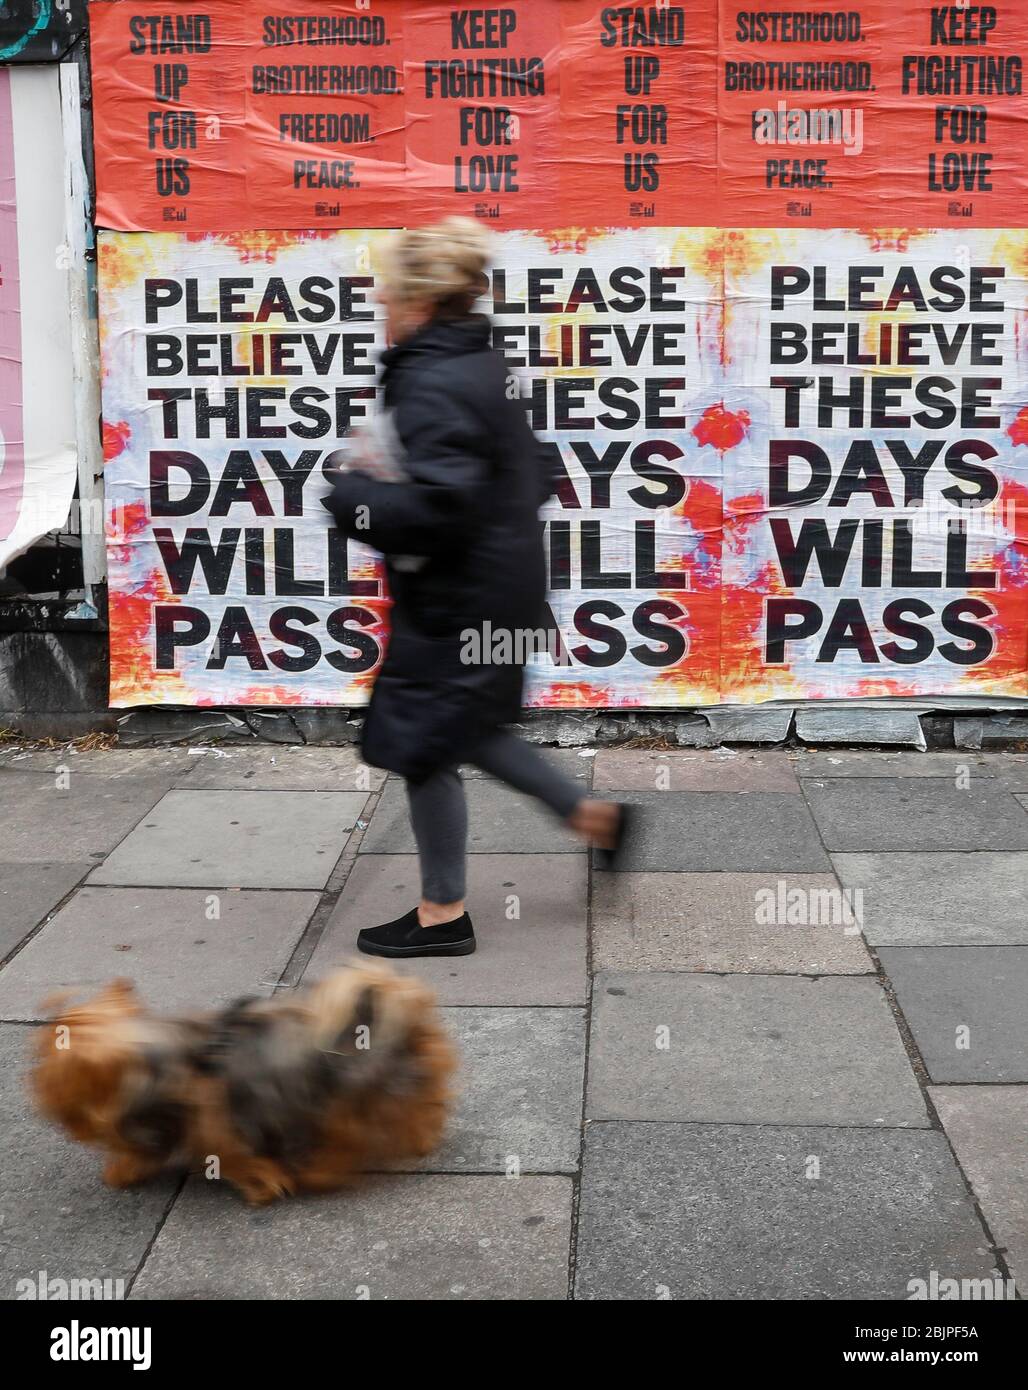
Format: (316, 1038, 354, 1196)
(324, 218, 626, 958)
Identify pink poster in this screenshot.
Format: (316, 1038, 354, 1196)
(0, 66, 24, 546)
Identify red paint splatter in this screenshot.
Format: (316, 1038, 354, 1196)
(1007, 407, 1028, 448)
(721, 230, 769, 280)
(653, 588, 721, 699)
(190, 230, 330, 263)
(854, 230, 928, 254)
(1002, 477, 1028, 544)
(108, 497, 150, 543)
(693, 404, 751, 453)
(676, 476, 722, 539)
(954, 477, 1028, 693)
(723, 490, 766, 547)
(525, 680, 614, 709)
(851, 678, 926, 698)
(543, 228, 608, 257)
(238, 686, 306, 706)
(107, 553, 181, 707)
(103, 420, 131, 463)
(719, 562, 792, 700)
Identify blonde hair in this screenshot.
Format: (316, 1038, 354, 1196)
(382, 217, 492, 313)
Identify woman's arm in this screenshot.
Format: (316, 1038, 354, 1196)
(321, 366, 492, 558)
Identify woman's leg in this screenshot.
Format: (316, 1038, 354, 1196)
(405, 766, 468, 924)
(468, 729, 621, 849)
(356, 766, 475, 956)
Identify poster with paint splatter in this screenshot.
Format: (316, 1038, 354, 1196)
(496, 228, 723, 708)
(719, 228, 1028, 701)
(98, 227, 724, 706)
(99, 230, 392, 708)
(98, 227, 1028, 707)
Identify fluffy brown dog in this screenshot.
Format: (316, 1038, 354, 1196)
(32, 963, 456, 1205)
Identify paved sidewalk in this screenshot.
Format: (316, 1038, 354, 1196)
(0, 742, 1024, 1300)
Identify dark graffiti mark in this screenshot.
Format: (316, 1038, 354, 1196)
(0, 1, 86, 64)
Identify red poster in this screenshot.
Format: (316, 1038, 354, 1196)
(874, 0, 1028, 227)
(559, 0, 717, 227)
(717, 1, 1028, 228)
(91, 1, 1028, 232)
(90, 1, 408, 231)
(90, 3, 248, 231)
(717, 2, 889, 228)
(403, 0, 561, 227)
(242, 3, 408, 228)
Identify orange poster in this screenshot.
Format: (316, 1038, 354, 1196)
(91, 3, 247, 231)
(403, 0, 561, 227)
(91, 1, 408, 231)
(717, 2, 889, 227)
(558, 0, 717, 227)
(90, 1, 1028, 231)
(718, 1, 1028, 228)
(242, 3, 408, 228)
(874, 0, 1028, 227)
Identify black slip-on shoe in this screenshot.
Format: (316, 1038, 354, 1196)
(357, 907, 476, 958)
(594, 802, 633, 871)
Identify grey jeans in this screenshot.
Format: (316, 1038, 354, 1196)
(405, 730, 583, 902)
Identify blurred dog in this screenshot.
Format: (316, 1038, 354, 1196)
(32, 963, 456, 1205)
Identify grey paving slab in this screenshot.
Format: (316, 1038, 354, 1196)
(993, 754, 1028, 792)
(796, 750, 995, 779)
(795, 706, 926, 749)
(592, 872, 872, 974)
(587, 972, 927, 1126)
(89, 789, 367, 889)
(878, 947, 1028, 1083)
(930, 1086, 1028, 1289)
(595, 792, 831, 872)
(0, 888, 319, 1020)
(705, 705, 794, 744)
(0, 747, 197, 779)
(0, 774, 169, 864)
(0, 863, 89, 961)
(0, 1024, 175, 1299)
(833, 853, 1028, 947)
(131, 1174, 572, 1300)
(308, 854, 587, 1004)
(174, 746, 386, 791)
(460, 748, 593, 782)
(803, 778, 1028, 852)
(576, 1123, 996, 1300)
(395, 1008, 585, 1174)
(360, 779, 581, 855)
(592, 749, 800, 793)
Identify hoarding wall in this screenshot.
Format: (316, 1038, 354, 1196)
(90, 1, 1028, 707)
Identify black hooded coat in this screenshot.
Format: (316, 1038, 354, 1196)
(323, 315, 554, 781)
